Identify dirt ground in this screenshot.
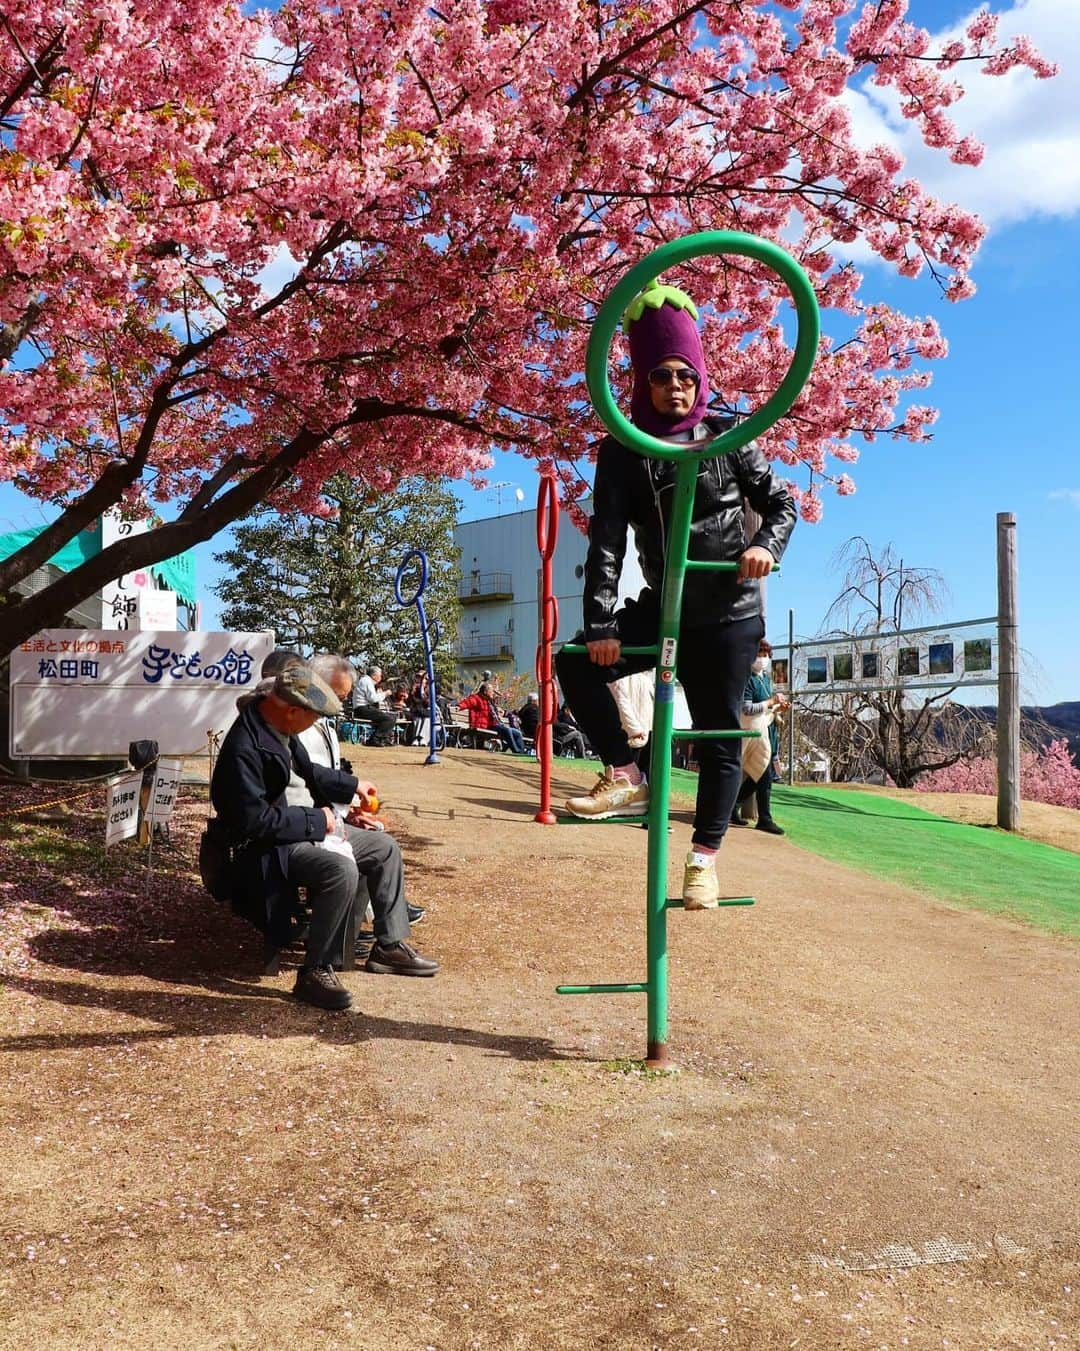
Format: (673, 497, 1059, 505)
(1, 749, 1077, 1349)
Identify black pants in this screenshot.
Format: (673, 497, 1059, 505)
(737, 770, 774, 823)
(555, 594, 763, 849)
(553, 723, 586, 758)
(356, 703, 397, 744)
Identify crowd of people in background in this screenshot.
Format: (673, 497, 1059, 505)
(294, 653, 787, 820)
(336, 662, 601, 761)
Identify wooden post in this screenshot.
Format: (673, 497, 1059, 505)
(787, 607, 795, 786)
(996, 513, 1020, 831)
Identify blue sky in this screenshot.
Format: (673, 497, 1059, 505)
(2, 0, 1077, 704)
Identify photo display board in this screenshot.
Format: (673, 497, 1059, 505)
(10, 630, 274, 758)
(770, 623, 997, 693)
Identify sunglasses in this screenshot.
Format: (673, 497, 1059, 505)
(648, 366, 700, 388)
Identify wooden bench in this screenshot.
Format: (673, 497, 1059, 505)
(447, 710, 502, 751)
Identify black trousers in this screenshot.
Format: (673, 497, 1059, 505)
(356, 703, 397, 744)
(555, 594, 763, 849)
(737, 770, 774, 822)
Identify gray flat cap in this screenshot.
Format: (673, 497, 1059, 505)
(273, 664, 342, 716)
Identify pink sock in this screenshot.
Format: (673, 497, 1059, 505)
(612, 762, 643, 785)
(691, 844, 717, 856)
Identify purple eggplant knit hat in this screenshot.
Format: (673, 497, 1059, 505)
(624, 278, 710, 436)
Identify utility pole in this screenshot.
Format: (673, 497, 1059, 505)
(787, 607, 796, 786)
(996, 513, 1020, 831)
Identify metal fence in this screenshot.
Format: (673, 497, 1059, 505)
(459, 571, 513, 600)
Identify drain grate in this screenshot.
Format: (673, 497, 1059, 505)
(808, 1234, 1027, 1272)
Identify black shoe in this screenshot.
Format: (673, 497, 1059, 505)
(293, 965, 353, 1010)
(365, 940, 439, 977)
(407, 903, 426, 925)
(756, 819, 785, 835)
(729, 813, 749, 827)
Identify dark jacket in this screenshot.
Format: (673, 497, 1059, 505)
(211, 699, 359, 943)
(517, 702, 540, 740)
(584, 416, 796, 640)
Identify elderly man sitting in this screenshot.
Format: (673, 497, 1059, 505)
(211, 662, 437, 1011)
(292, 653, 425, 929)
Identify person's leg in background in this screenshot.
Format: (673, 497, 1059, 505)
(553, 725, 586, 758)
(357, 703, 396, 746)
(497, 724, 527, 754)
(754, 765, 784, 834)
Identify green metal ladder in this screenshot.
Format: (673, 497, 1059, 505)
(553, 230, 820, 1068)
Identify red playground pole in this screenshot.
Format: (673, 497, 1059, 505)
(535, 471, 559, 824)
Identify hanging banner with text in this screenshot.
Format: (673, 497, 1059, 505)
(9, 630, 275, 759)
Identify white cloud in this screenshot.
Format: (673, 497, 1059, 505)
(1048, 489, 1080, 508)
(842, 0, 1080, 231)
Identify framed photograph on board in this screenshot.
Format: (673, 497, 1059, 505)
(928, 642, 955, 676)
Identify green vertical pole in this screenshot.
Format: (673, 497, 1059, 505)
(645, 458, 699, 1067)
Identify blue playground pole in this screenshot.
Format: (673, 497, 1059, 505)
(394, 548, 442, 766)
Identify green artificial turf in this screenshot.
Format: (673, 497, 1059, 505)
(668, 773, 1080, 939)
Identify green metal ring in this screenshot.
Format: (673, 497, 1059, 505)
(584, 231, 820, 462)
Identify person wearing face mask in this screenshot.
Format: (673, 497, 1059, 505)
(556, 278, 796, 907)
(731, 639, 788, 834)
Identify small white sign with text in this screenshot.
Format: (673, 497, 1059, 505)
(105, 770, 143, 847)
(147, 757, 184, 825)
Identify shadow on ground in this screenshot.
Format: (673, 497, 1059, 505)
(0, 971, 579, 1062)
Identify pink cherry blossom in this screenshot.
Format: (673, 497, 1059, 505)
(0, 0, 1057, 652)
(918, 739, 1080, 810)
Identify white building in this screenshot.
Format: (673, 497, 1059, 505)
(453, 503, 645, 690)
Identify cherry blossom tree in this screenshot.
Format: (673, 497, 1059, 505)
(918, 738, 1080, 810)
(0, 0, 1055, 656)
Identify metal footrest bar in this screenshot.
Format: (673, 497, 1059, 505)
(665, 897, 755, 909)
(671, 728, 758, 739)
(556, 982, 649, 995)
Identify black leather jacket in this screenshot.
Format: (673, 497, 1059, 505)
(583, 416, 796, 639)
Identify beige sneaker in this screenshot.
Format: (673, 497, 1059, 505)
(564, 768, 649, 820)
(682, 851, 720, 910)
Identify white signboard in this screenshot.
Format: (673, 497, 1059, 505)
(105, 770, 143, 847)
(136, 588, 178, 632)
(101, 509, 152, 630)
(773, 625, 997, 694)
(9, 630, 275, 759)
(147, 757, 184, 825)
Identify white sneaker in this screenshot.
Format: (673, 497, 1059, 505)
(682, 851, 720, 910)
(564, 768, 649, 820)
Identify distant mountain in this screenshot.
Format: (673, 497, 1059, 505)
(968, 702, 1080, 760)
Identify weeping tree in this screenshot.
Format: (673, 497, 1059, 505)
(213, 474, 460, 686)
(798, 536, 992, 787)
